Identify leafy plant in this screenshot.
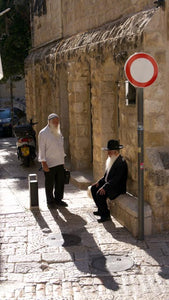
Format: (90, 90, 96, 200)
(0, 0, 31, 81)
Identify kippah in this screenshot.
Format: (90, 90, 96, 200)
(48, 113, 59, 120)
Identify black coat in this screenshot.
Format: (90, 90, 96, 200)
(98, 155, 128, 200)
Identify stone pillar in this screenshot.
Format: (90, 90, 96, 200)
(143, 7, 168, 232)
(25, 55, 39, 127)
(142, 7, 166, 147)
(25, 61, 35, 121)
(25, 52, 60, 135)
(117, 69, 138, 196)
(58, 64, 70, 160)
(91, 57, 119, 180)
(67, 61, 92, 170)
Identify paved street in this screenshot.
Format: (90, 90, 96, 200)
(0, 137, 169, 300)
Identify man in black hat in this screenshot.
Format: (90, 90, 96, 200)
(91, 139, 128, 223)
(38, 113, 68, 207)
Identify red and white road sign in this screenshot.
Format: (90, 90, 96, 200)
(124, 52, 158, 88)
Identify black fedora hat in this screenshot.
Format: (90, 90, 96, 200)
(102, 139, 123, 151)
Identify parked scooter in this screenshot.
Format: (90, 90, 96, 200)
(14, 119, 38, 167)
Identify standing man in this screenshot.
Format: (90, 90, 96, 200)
(38, 113, 68, 207)
(91, 140, 128, 223)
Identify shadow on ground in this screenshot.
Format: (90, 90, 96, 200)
(1, 137, 169, 287)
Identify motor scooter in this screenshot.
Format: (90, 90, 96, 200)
(14, 119, 38, 167)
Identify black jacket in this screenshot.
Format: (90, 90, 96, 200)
(98, 155, 128, 200)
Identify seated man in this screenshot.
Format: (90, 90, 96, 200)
(91, 139, 128, 223)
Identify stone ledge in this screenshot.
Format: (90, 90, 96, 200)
(107, 193, 152, 238)
(70, 171, 93, 189)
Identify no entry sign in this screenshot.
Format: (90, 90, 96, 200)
(124, 52, 158, 88)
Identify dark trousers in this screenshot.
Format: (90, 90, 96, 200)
(44, 164, 64, 203)
(91, 184, 110, 217)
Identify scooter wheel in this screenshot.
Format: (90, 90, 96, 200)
(23, 157, 30, 167)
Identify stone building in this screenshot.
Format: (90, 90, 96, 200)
(25, 0, 169, 233)
(0, 79, 25, 111)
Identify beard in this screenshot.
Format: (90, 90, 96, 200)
(49, 123, 61, 136)
(105, 155, 117, 173)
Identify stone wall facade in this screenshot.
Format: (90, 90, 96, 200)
(61, 0, 153, 37)
(31, 0, 153, 47)
(0, 79, 25, 111)
(0, 79, 25, 99)
(31, 0, 62, 47)
(26, 1, 169, 233)
(143, 3, 169, 232)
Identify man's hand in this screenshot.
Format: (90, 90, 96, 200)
(97, 188, 106, 195)
(42, 161, 49, 172)
(92, 182, 99, 188)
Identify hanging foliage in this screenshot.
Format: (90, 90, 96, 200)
(0, 0, 31, 81)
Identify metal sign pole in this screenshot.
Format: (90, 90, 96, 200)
(137, 88, 144, 240)
(125, 52, 158, 240)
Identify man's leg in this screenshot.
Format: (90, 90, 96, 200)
(95, 193, 110, 219)
(91, 185, 110, 216)
(91, 184, 103, 215)
(44, 169, 55, 204)
(54, 165, 67, 206)
(91, 184, 110, 222)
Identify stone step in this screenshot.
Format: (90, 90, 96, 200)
(107, 193, 152, 237)
(70, 170, 93, 190)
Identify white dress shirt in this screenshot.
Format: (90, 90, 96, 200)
(38, 125, 65, 168)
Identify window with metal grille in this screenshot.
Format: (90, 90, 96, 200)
(125, 81, 136, 106)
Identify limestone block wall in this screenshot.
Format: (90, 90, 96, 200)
(0, 79, 25, 99)
(143, 8, 167, 148)
(90, 57, 119, 179)
(58, 65, 70, 159)
(32, 0, 154, 48)
(62, 0, 153, 37)
(142, 6, 169, 232)
(118, 76, 138, 196)
(165, 1, 169, 143)
(25, 59, 37, 124)
(32, 0, 62, 47)
(67, 61, 92, 170)
(25, 52, 60, 136)
(145, 147, 169, 232)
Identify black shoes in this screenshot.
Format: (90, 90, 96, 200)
(47, 202, 56, 208)
(97, 216, 111, 223)
(93, 211, 111, 222)
(55, 200, 68, 207)
(93, 211, 101, 216)
(47, 200, 68, 208)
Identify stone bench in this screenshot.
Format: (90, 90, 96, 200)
(107, 193, 152, 237)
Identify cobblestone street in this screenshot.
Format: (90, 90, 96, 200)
(0, 137, 169, 299)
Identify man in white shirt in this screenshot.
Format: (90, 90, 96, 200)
(38, 113, 68, 207)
